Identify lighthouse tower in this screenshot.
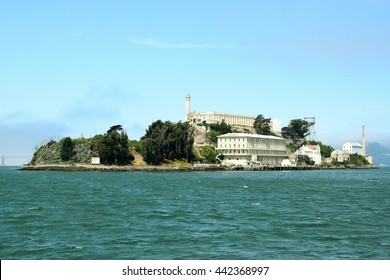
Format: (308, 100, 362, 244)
(362, 125, 366, 156)
(185, 94, 191, 121)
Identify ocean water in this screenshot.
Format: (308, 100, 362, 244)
(0, 167, 389, 260)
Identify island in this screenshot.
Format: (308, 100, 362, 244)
(21, 117, 375, 172)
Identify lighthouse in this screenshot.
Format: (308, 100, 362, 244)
(185, 94, 191, 121)
(362, 125, 366, 156)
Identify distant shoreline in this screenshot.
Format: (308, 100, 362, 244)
(20, 163, 377, 172)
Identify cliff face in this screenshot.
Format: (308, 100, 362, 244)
(193, 126, 212, 147)
(192, 124, 256, 147)
(30, 139, 94, 165)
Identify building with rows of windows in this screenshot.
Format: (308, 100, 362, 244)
(217, 133, 288, 167)
(185, 95, 282, 135)
(343, 142, 363, 155)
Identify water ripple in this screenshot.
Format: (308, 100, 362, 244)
(1, 167, 389, 259)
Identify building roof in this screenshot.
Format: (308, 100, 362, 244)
(298, 146, 318, 153)
(306, 145, 319, 150)
(191, 111, 256, 119)
(218, 133, 285, 140)
(344, 142, 363, 147)
(331, 149, 350, 154)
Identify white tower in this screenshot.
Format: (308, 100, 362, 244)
(185, 94, 191, 121)
(304, 116, 316, 141)
(362, 125, 366, 156)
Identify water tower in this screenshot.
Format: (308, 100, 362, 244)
(304, 116, 316, 141)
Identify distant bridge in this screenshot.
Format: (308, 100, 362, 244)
(1, 155, 32, 166)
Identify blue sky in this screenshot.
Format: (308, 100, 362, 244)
(1, 0, 390, 165)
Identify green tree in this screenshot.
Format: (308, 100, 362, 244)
(60, 137, 75, 161)
(298, 155, 315, 166)
(142, 121, 195, 165)
(349, 154, 370, 166)
(200, 145, 219, 163)
(208, 120, 232, 144)
(207, 131, 219, 145)
(307, 140, 334, 158)
(209, 120, 232, 135)
(142, 120, 166, 165)
(282, 119, 312, 146)
(202, 120, 209, 131)
(92, 125, 134, 165)
(253, 114, 273, 135)
(286, 142, 298, 153)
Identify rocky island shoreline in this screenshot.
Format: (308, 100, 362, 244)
(23, 121, 375, 172)
(20, 163, 376, 172)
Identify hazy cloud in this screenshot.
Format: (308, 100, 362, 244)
(0, 120, 71, 165)
(128, 36, 239, 49)
(63, 84, 136, 120)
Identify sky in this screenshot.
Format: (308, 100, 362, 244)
(1, 0, 390, 165)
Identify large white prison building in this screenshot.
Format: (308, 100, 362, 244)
(217, 133, 288, 166)
(185, 95, 282, 134)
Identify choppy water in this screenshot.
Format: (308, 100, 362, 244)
(0, 167, 389, 260)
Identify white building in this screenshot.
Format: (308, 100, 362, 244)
(185, 95, 282, 134)
(343, 142, 363, 155)
(331, 150, 350, 163)
(281, 159, 293, 167)
(296, 145, 322, 165)
(190, 111, 256, 127)
(217, 133, 288, 167)
(91, 157, 101, 165)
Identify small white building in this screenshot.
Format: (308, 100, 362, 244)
(217, 133, 288, 167)
(331, 150, 350, 163)
(281, 159, 293, 167)
(91, 157, 101, 165)
(343, 142, 363, 155)
(296, 145, 322, 165)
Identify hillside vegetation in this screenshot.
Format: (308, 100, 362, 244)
(28, 118, 375, 168)
(30, 125, 134, 166)
(29, 122, 196, 166)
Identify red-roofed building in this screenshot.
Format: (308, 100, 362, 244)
(296, 145, 322, 165)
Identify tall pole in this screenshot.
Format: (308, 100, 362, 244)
(1, 154, 4, 166)
(362, 125, 366, 156)
(185, 94, 191, 121)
